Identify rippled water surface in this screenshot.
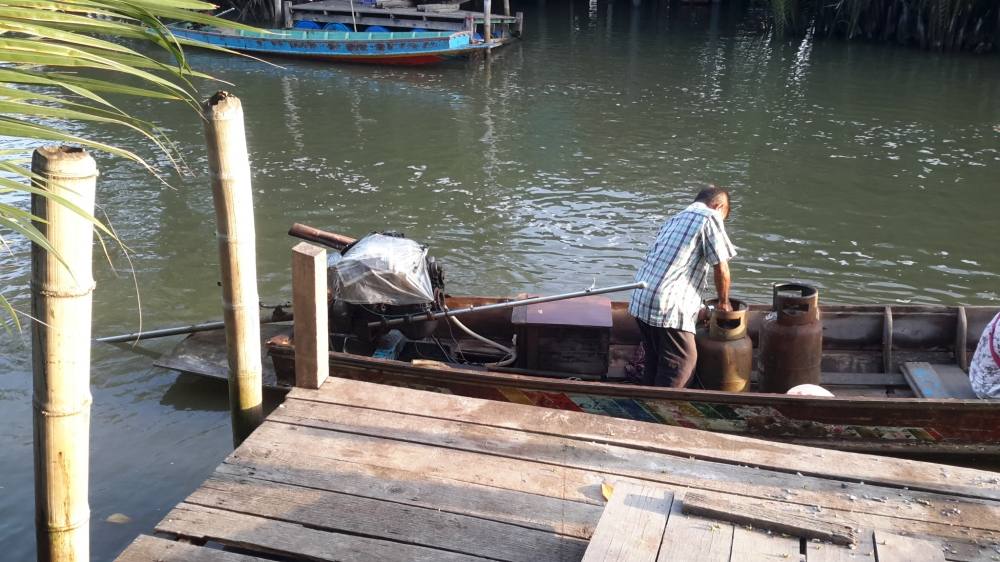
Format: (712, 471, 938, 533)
(1, 1, 998, 558)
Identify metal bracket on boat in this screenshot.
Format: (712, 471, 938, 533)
(955, 306, 968, 371)
(882, 306, 893, 374)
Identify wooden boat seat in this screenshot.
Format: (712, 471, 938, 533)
(901, 362, 977, 399)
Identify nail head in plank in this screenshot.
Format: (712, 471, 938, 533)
(873, 531, 947, 562)
(582, 482, 673, 562)
(115, 535, 272, 562)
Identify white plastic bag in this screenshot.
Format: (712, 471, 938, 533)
(329, 234, 434, 305)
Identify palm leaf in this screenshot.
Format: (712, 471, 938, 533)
(0, 171, 118, 240)
(0, 0, 264, 329)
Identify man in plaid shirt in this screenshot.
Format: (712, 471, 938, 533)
(628, 187, 736, 387)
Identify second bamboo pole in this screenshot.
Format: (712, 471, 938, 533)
(203, 91, 264, 446)
(31, 145, 97, 562)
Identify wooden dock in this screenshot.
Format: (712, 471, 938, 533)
(290, 0, 519, 32)
(117, 378, 1000, 561)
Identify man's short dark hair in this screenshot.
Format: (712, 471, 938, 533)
(694, 186, 729, 206)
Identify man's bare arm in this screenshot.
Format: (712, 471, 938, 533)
(714, 261, 731, 311)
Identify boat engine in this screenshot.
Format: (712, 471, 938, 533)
(327, 232, 445, 343)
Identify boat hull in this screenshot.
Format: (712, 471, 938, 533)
(266, 346, 1000, 456)
(156, 299, 1000, 456)
(172, 27, 481, 65)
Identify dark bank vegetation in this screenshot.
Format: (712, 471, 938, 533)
(763, 0, 999, 52)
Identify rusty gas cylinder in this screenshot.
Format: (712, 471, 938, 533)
(696, 299, 753, 392)
(759, 283, 823, 393)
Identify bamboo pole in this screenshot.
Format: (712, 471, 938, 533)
(31, 145, 97, 562)
(292, 242, 329, 389)
(203, 91, 263, 447)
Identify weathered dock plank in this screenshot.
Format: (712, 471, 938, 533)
(118, 378, 1000, 562)
(182, 472, 587, 561)
(270, 396, 1000, 534)
(682, 491, 856, 545)
(217, 448, 602, 538)
(292, 0, 517, 22)
(157, 503, 490, 562)
(581, 482, 672, 562)
(729, 526, 800, 561)
(874, 531, 948, 562)
(290, 380, 1000, 501)
(116, 535, 271, 562)
(256, 410, 993, 558)
(805, 530, 876, 562)
(658, 492, 734, 562)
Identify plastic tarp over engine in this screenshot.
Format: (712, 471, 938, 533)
(329, 234, 435, 305)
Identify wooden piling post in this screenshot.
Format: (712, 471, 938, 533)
(203, 91, 264, 447)
(282, 1, 293, 29)
(483, 0, 492, 42)
(515, 11, 524, 36)
(503, 0, 510, 17)
(31, 146, 98, 562)
(292, 242, 329, 389)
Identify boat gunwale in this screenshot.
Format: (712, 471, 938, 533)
(263, 298, 999, 407)
(266, 342, 997, 409)
(172, 26, 473, 45)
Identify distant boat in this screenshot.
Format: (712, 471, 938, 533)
(171, 26, 484, 65)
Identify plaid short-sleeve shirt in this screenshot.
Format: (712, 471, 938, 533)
(628, 202, 736, 333)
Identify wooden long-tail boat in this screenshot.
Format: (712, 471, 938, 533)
(171, 26, 484, 65)
(157, 297, 1000, 457)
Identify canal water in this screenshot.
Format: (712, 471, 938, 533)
(1, 0, 998, 558)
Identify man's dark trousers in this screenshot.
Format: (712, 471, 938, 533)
(636, 319, 697, 387)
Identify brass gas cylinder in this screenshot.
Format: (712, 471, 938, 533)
(759, 283, 823, 393)
(695, 299, 753, 392)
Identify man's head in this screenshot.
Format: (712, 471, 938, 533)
(694, 186, 730, 220)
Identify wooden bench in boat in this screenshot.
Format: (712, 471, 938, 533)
(902, 362, 977, 399)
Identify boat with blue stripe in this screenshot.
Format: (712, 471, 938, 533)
(172, 26, 483, 65)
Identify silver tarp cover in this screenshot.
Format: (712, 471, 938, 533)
(329, 234, 434, 305)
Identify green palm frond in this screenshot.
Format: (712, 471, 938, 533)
(0, 0, 258, 330)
